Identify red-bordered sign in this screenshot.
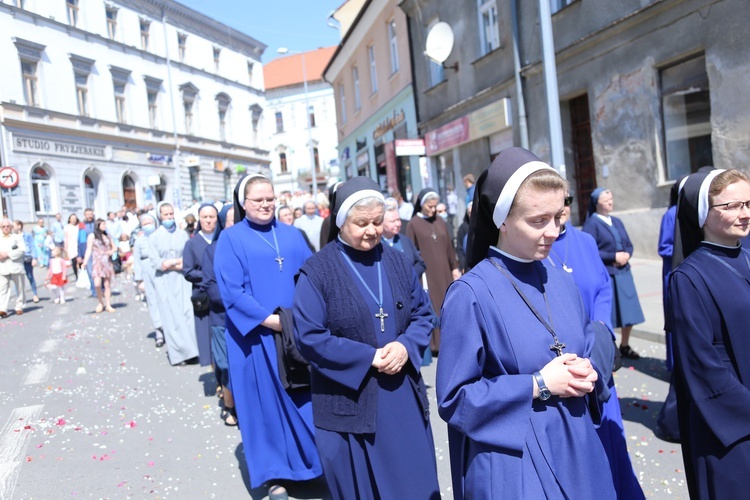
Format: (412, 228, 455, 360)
(0, 167, 19, 189)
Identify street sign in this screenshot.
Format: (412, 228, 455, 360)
(0, 167, 20, 189)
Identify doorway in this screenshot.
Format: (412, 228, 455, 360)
(123, 175, 136, 210)
(570, 94, 596, 224)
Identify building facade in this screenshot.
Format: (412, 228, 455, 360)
(0, 0, 270, 222)
(264, 47, 339, 196)
(399, 0, 750, 257)
(325, 0, 424, 198)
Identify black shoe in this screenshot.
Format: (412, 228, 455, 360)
(155, 338, 165, 348)
(620, 345, 640, 360)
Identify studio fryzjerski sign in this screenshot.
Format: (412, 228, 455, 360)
(13, 135, 112, 161)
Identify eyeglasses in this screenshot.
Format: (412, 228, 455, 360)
(247, 197, 275, 206)
(564, 196, 574, 207)
(710, 200, 750, 212)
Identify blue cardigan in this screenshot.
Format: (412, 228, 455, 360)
(581, 215, 635, 275)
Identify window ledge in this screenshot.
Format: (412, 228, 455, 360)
(26, 106, 48, 118)
(424, 79, 447, 95)
(471, 47, 502, 66)
(388, 70, 399, 81)
(117, 123, 133, 132)
(79, 116, 97, 126)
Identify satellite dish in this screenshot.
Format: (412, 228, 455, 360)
(425, 22, 454, 64)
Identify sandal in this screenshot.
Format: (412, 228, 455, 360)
(222, 406, 238, 427)
(216, 387, 224, 399)
(268, 485, 288, 500)
(620, 345, 640, 360)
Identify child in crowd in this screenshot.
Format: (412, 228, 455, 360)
(45, 247, 69, 304)
(118, 233, 133, 279)
(43, 230, 56, 267)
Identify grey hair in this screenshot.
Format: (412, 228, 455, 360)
(422, 192, 440, 204)
(384, 197, 398, 212)
(347, 196, 385, 219)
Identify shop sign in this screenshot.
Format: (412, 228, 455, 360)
(340, 147, 350, 161)
(59, 183, 82, 213)
(147, 153, 173, 165)
(214, 161, 225, 171)
(424, 98, 511, 156)
(373, 109, 406, 141)
(425, 117, 469, 156)
(395, 139, 426, 156)
(147, 175, 162, 186)
(183, 156, 201, 167)
(13, 134, 111, 160)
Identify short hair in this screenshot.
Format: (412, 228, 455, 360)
(384, 197, 399, 212)
(422, 192, 440, 204)
(709, 169, 750, 203)
(463, 174, 475, 184)
(347, 196, 385, 220)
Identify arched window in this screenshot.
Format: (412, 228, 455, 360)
(31, 166, 53, 214)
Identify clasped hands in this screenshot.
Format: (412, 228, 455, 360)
(372, 341, 408, 375)
(538, 353, 598, 398)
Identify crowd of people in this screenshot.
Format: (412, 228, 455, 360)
(2, 146, 748, 499)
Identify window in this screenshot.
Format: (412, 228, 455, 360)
(427, 20, 445, 87)
(313, 147, 320, 173)
(21, 61, 38, 107)
(368, 45, 378, 94)
(67, 0, 78, 27)
(180, 82, 198, 135)
(247, 62, 254, 85)
(13, 0, 25, 8)
(75, 73, 88, 116)
(216, 93, 231, 142)
(106, 6, 117, 40)
(31, 166, 53, 214)
(388, 19, 399, 73)
(478, 0, 500, 55)
(275, 111, 284, 133)
(339, 84, 347, 123)
(147, 90, 158, 128)
(140, 20, 150, 51)
(353, 66, 361, 110)
(114, 83, 126, 122)
(279, 152, 288, 174)
(661, 54, 713, 180)
(308, 105, 316, 128)
(250, 104, 262, 147)
(213, 47, 221, 72)
(189, 167, 200, 201)
(184, 101, 194, 134)
(550, 0, 575, 14)
(178, 33, 187, 62)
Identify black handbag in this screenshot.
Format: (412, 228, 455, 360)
(191, 289, 210, 313)
(112, 254, 123, 274)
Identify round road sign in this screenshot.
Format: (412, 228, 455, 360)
(0, 167, 19, 189)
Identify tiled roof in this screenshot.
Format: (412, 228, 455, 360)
(264, 46, 338, 90)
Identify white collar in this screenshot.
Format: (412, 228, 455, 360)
(490, 245, 534, 263)
(595, 213, 612, 225)
(382, 236, 394, 246)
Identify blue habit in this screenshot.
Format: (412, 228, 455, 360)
(545, 227, 643, 499)
(669, 242, 750, 499)
(293, 241, 439, 499)
(437, 248, 616, 500)
(182, 233, 212, 366)
(214, 218, 322, 489)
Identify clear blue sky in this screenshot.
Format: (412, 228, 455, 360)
(178, 0, 343, 61)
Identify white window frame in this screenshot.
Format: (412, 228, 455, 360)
(353, 66, 361, 111)
(178, 33, 187, 62)
(478, 0, 500, 55)
(75, 72, 89, 116)
(140, 20, 150, 51)
(550, 0, 576, 15)
(388, 19, 399, 74)
(31, 166, 55, 215)
(21, 60, 38, 107)
(275, 111, 284, 133)
(106, 6, 117, 40)
(368, 45, 378, 94)
(147, 90, 158, 129)
(426, 20, 445, 87)
(67, 0, 79, 27)
(339, 84, 347, 123)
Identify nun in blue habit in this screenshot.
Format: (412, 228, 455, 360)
(669, 168, 750, 499)
(182, 202, 218, 366)
(545, 194, 644, 499)
(293, 177, 440, 500)
(214, 174, 321, 496)
(437, 147, 616, 500)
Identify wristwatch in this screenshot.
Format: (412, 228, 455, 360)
(533, 371, 551, 401)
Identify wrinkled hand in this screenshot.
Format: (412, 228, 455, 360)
(378, 341, 408, 374)
(452, 269, 461, 280)
(614, 251, 630, 267)
(538, 353, 594, 398)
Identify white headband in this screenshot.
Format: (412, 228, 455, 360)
(420, 190, 439, 206)
(678, 175, 689, 194)
(698, 169, 726, 228)
(336, 190, 385, 228)
(237, 174, 267, 205)
(492, 161, 557, 228)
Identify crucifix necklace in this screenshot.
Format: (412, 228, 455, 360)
(547, 231, 572, 273)
(340, 248, 388, 332)
(251, 225, 284, 271)
(489, 258, 566, 356)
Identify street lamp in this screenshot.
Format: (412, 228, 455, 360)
(277, 47, 318, 201)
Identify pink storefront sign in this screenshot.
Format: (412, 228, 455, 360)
(425, 116, 469, 156)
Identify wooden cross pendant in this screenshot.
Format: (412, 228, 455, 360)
(549, 340, 566, 357)
(431, 232, 437, 241)
(375, 307, 388, 332)
(275, 256, 284, 272)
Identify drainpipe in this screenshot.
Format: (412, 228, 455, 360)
(511, 0, 529, 150)
(538, 0, 566, 177)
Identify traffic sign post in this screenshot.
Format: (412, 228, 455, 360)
(0, 166, 19, 220)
